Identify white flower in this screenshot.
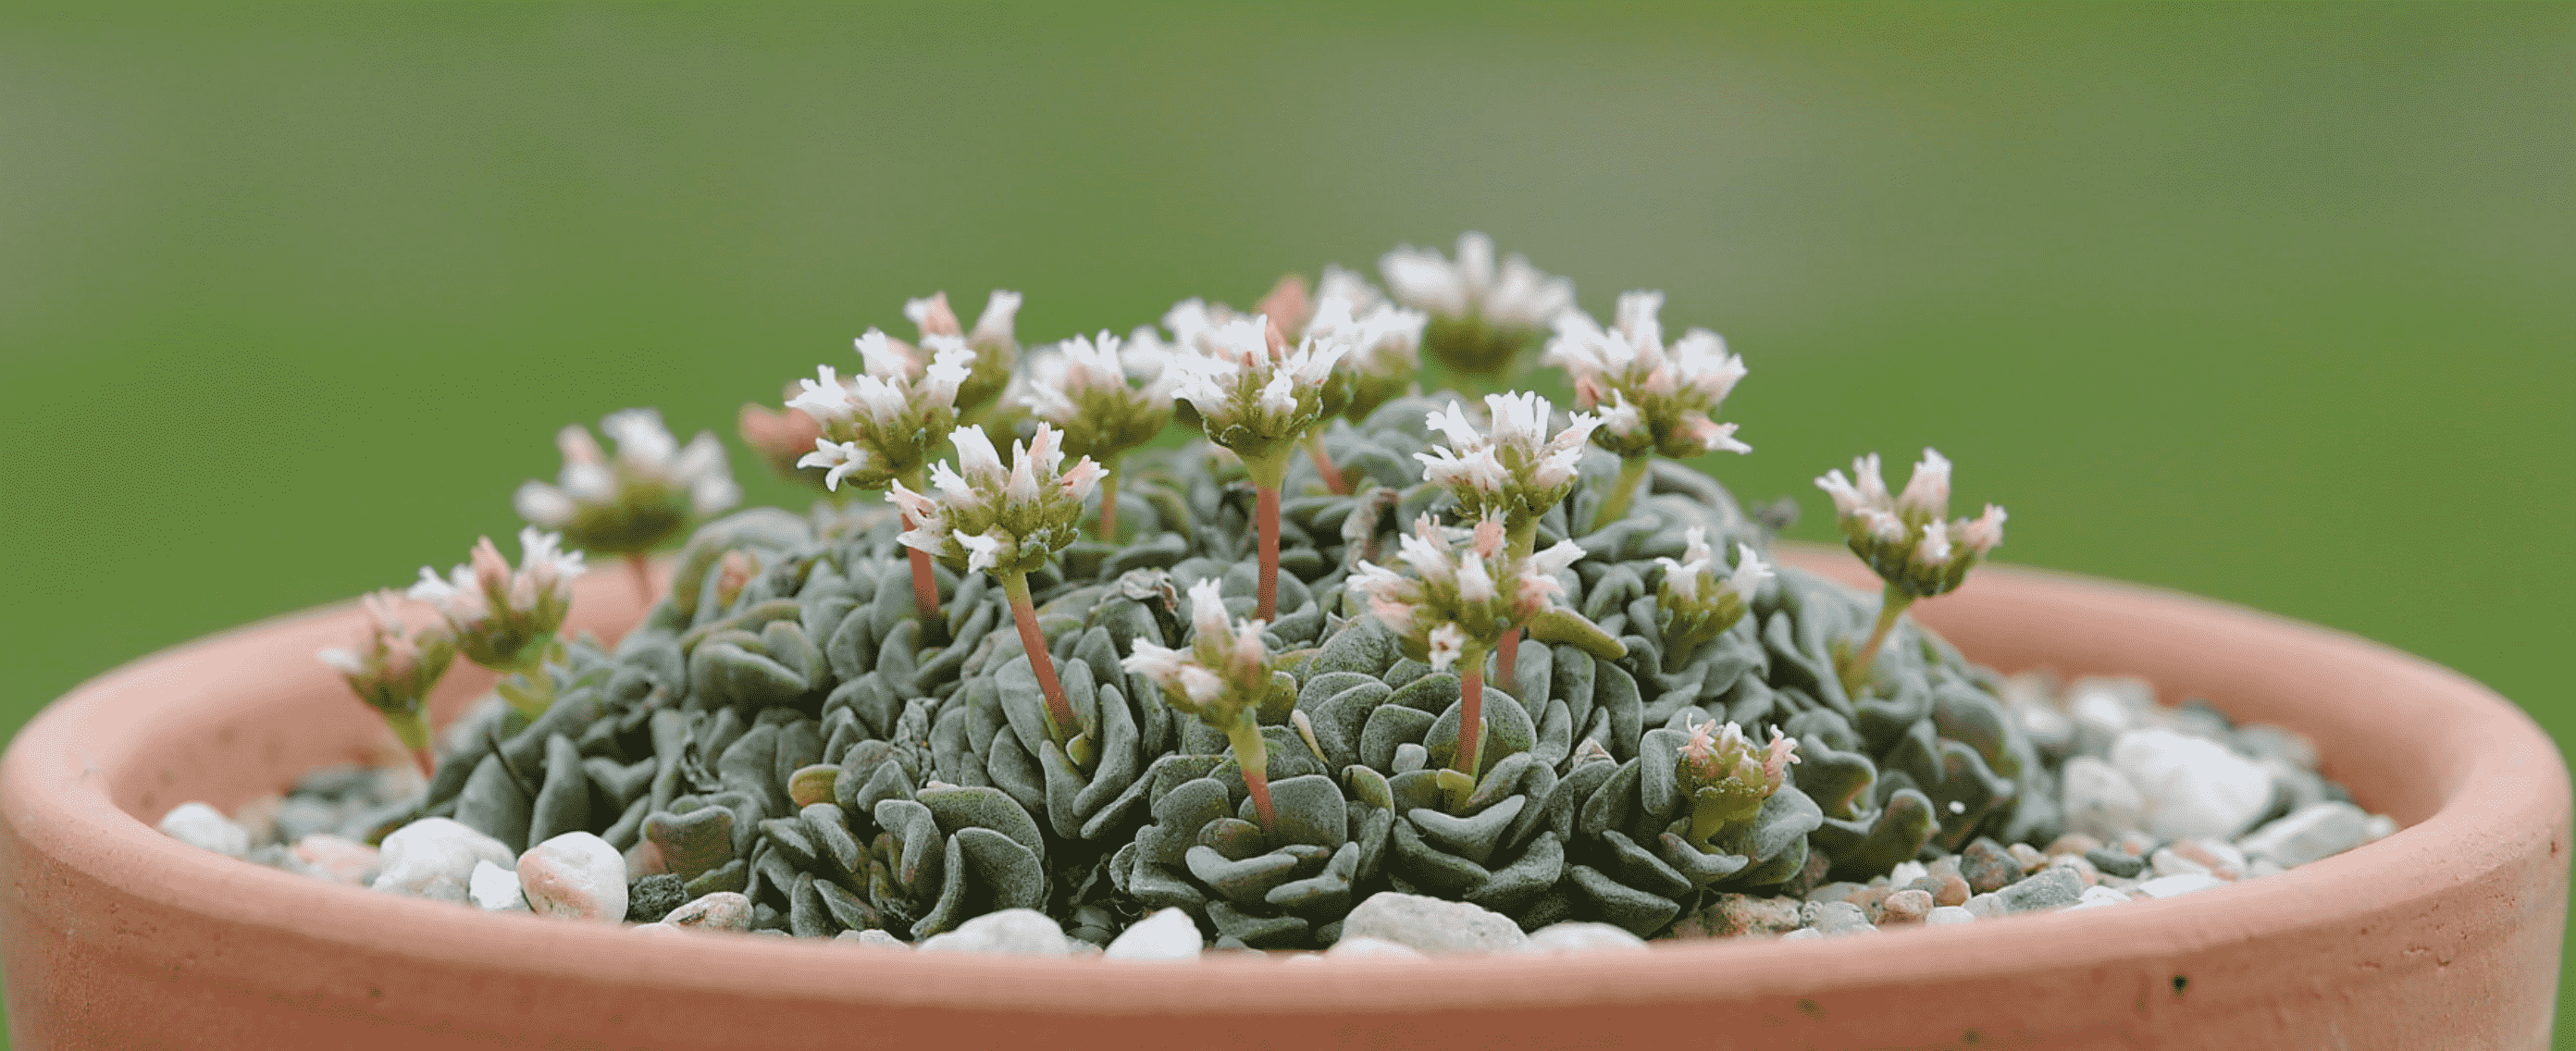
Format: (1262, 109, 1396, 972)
(889, 424, 1106, 577)
(1380, 232, 1573, 329)
(1726, 542, 1774, 601)
(1426, 624, 1469, 672)
(1413, 392, 1601, 523)
(1122, 576, 1281, 727)
(516, 410, 739, 550)
(409, 528, 584, 671)
(1188, 578, 1232, 642)
(787, 329, 979, 492)
(1305, 293, 1426, 383)
(1166, 312, 1351, 470)
(1543, 291, 1750, 460)
(1815, 448, 2006, 599)
(1354, 513, 1591, 670)
(1317, 265, 1385, 313)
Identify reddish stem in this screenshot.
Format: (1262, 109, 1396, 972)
(1245, 768, 1278, 832)
(1306, 434, 1348, 496)
(1256, 484, 1282, 622)
(625, 552, 655, 609)
(408, 746, 435, 780)
(1495, 628, 1520, 697)
(1454, 662, 1486, 782)
(1096, 470, 1121, 542)
(898, 505, 943, 625)
(1002, 572, 1080, 741)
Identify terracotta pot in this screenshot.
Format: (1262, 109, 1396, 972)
(2, 550, 2565, 1050)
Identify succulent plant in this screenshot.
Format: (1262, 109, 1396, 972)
(370, 234, 2047, 950)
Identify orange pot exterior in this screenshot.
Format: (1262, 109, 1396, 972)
(2, 551, 2565, 1050)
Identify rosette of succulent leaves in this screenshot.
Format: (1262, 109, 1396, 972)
(396, 237, 2052, 949)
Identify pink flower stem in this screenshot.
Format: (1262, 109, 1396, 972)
(1000, 570, 1079, 743)
(1306, 434, 1347, 495)
(1454, 650, 1488, 783)
(1096, 466, 1121, 542)
(625, 552, 655, 609)
(895, 468, 944, 627)
(1256, 484, 1282, 622)
(1225, 717, 1277, 835)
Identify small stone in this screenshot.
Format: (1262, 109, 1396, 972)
(1887, 860, 1929, 885)
(2059, 756, 2146, 841)
(1804, 881, 1866, 904)
(917, 909, 1072, 956)
(1104, 908, 1204, 961)
(517, 832, 627, 922)
(470, 859, 527, 911)
(1910, 872, 1972, 908)
(290, 835, 379, 886)
(1522, 922, 1649, 955)
(1925, 906, 1975, 926)
(2363, 814, 2398, 842)
(1326, 936, 1429, 958)
(630, 921, 689, 936)
(1877, 889, 1936, 925)
(2232, 724, 2320, 771)
(2235, 801, 2372, 869)
(1778, 928, 1824, 941)
(1960, 839, 2021, 894)
(1800, 900, 1874, 935)
(2174, 837, 2247, 872)
(1343, 892, 1529, 955)
(2063, 884, 2131, 911)
(2111, 728, 2274, 841)
(625, 873, 687, 923)
(2068, 678, 2149, 757)
(274, 798, 344, 844)
(1846, 884, 1892, 917)
(229, 795, 284, 848)
(2136, 872, 2224, 898)
(372, 817, 516, 902)
(1672, 894, 1804, 939)
(1995, 867, 2085, 913)
(1963, 893, 2004, 919)
(2044, 853, 2099, 886)
(2007, 843, 2048, 872)
(1925, 854, 1963, 882)
(2084, 847, 2146, 878)
(158, 802, 250, 858)
(2149, 847, 2210, 879)
(664, 891, 753, 932)
(2044, 834, 2102, 858)
(2113, 831, 2158, 857)
(2247, 859, 2285, 879)
(836, 928, 910, 948)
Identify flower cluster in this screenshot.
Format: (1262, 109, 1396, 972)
(1013, 330, 1174, 463)
(1349, 513, 1586, 672)
(1816, 448, 2007, 599)
(1416, 392, 1600, 529)
(1121, 579, 1292, 732)
(1301, 276, 1428, 421)
(1163, 314, 1349, 479)
(888, 424, 1105, 576)
(317, 590, 455, 750)
(1381, 232, 1574, 377)
(1653, 527, 1773, 670)
(1673, 716, 1802, 848)
(789, 330, 976, 492)
(905, 290, 1023, 416)
(1545, 291, 1751, 461)
(407, 527, 585, 673)
(514, 410, 739, 553)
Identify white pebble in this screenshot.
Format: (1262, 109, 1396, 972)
(916, 909, 1071, 956)
(2059, 757, 2146, 841)
(1103, 908, 1204, 961)
(371, 818, 515, 903)
(1963, 892, 2004, 919)
(1520, 922, 1649, 955)
(289, 835, 380, 886)
(469, 859, 528, 911)
(2236, 801, 2372, 869)
(1325, 936, 1427, 958)
(158, 802, 251, 859)
(2068, 679, 2148, 756)
(664, 891, 751, 931)
(1925, 907, 1976, 926)
(1342, 892, 1529, 955)
(2112, 729, 2274, 841)
(2364, 813, 2397, 842)
(2149, 847, 2211, 879)
(2062, 884, 2131, 911)
(1888, 860, 1929, 885)
(835, 928, 910, 949)
(2136, 872, 2224, 898)
(1778, 928, 1824, 941)
(516, 832, 627, 922)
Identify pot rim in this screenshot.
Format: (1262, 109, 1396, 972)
(3, 545, 2565, 1016)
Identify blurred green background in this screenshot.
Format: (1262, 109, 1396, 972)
(3, 1, 2570, 1043)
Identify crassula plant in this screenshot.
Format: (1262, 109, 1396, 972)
(266, 232, 2384, 958)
